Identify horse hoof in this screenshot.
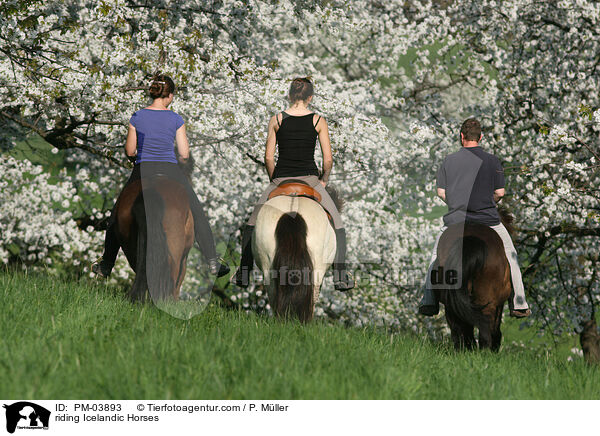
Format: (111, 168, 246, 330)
(334, 281, 355, 292)
(91, 259, 112, 278)
(418, 304, 439, 316)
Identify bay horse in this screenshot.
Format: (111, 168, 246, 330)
(253, 183, 341, 322)
(434, 208, 515, 351)
(113, 161, 195, 302)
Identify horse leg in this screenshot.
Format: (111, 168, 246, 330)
(478, 324, 491, 350)
(129, 220, 148, 301)
(166, 242, 182, 300)
(477, 314, 495, 350)
(445, 310, 463, 349)
(462, 323, 476, 350)
(130, 268, 148, 302)
(173, 210, 194, 300)
(129, 229, 148, 302)
(174, 256, 187, 300)
(129, 195, 149, 302)
(445, 309, 474, 350)
(491, 305, 504, 352)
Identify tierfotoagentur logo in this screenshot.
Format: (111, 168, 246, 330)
(2, 402, 50, 434)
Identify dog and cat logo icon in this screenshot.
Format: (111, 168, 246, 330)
(3, 402, 50, 433)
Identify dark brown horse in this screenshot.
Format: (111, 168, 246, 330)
(112, 168, 194, 302)
(434, 208, 515, 351)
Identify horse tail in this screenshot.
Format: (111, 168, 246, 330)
(131, 187, 173, 301)
(443, 235, 488, 325)
(271, 212, 314, 322)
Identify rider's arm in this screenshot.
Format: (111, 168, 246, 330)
(316, 116, 333, 184)
(494, 188, 505, 203)
(437, 188, 446, 203)
(436, 160, 447, 203)
(125, 123, 137, 158)
(175, 124, 190, 162)
(493, 157, 505, 202)
(265, 115, 277, 180)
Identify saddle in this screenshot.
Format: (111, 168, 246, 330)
(268, 181, 332, 222)
(268, 181, 321, 202)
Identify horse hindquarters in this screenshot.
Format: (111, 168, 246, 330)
(271, 212, 314, 322)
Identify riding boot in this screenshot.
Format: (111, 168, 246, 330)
(418, 288, 439, 316)
(233, 224, 255, 288)
(208, 257, 230, 277)
(92, 223, 119, 278)
(333, 228, 355, 291)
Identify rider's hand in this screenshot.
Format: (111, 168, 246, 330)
(320, 179, 327, 187)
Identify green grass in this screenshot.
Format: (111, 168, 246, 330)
(0, 270, 598, 399)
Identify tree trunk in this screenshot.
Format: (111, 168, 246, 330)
(580, 319, 600, 365)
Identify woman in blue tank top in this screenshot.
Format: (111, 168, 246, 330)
(233, 77, 354, 291)
(92, 75, 229, 278)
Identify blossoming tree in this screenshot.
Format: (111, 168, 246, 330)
(0, 0, 598, 360)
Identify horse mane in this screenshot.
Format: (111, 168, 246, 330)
(325, 184, 344, 214)
(497, 204, 515, 236)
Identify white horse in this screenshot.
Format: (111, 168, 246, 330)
(253, 195, 336, 321)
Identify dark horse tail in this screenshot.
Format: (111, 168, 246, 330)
(272, 212, 314, 322)
(130, 186, 173, 300)
(442, 235, 488, 325)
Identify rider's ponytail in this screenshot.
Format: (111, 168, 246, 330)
(149, 73, 175, 99)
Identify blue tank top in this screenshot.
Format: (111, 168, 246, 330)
(129, 109, 184, 164)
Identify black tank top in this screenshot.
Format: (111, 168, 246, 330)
(271, 112, 320, 179)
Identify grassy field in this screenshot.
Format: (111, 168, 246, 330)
(0, 270, 598, 400)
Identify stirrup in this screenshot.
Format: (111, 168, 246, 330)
(231, 266, 251, 288)
(334, 270, 355, 292)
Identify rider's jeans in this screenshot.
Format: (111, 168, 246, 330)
(421, 222, 529, 310)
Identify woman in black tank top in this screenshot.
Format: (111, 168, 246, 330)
(270, 112, 320, 179)
(233, 77, 354, 291)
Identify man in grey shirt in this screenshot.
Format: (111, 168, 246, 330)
(418, 118, 531, 318)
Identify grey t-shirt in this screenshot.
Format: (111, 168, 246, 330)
(436, 146, 505, 226)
